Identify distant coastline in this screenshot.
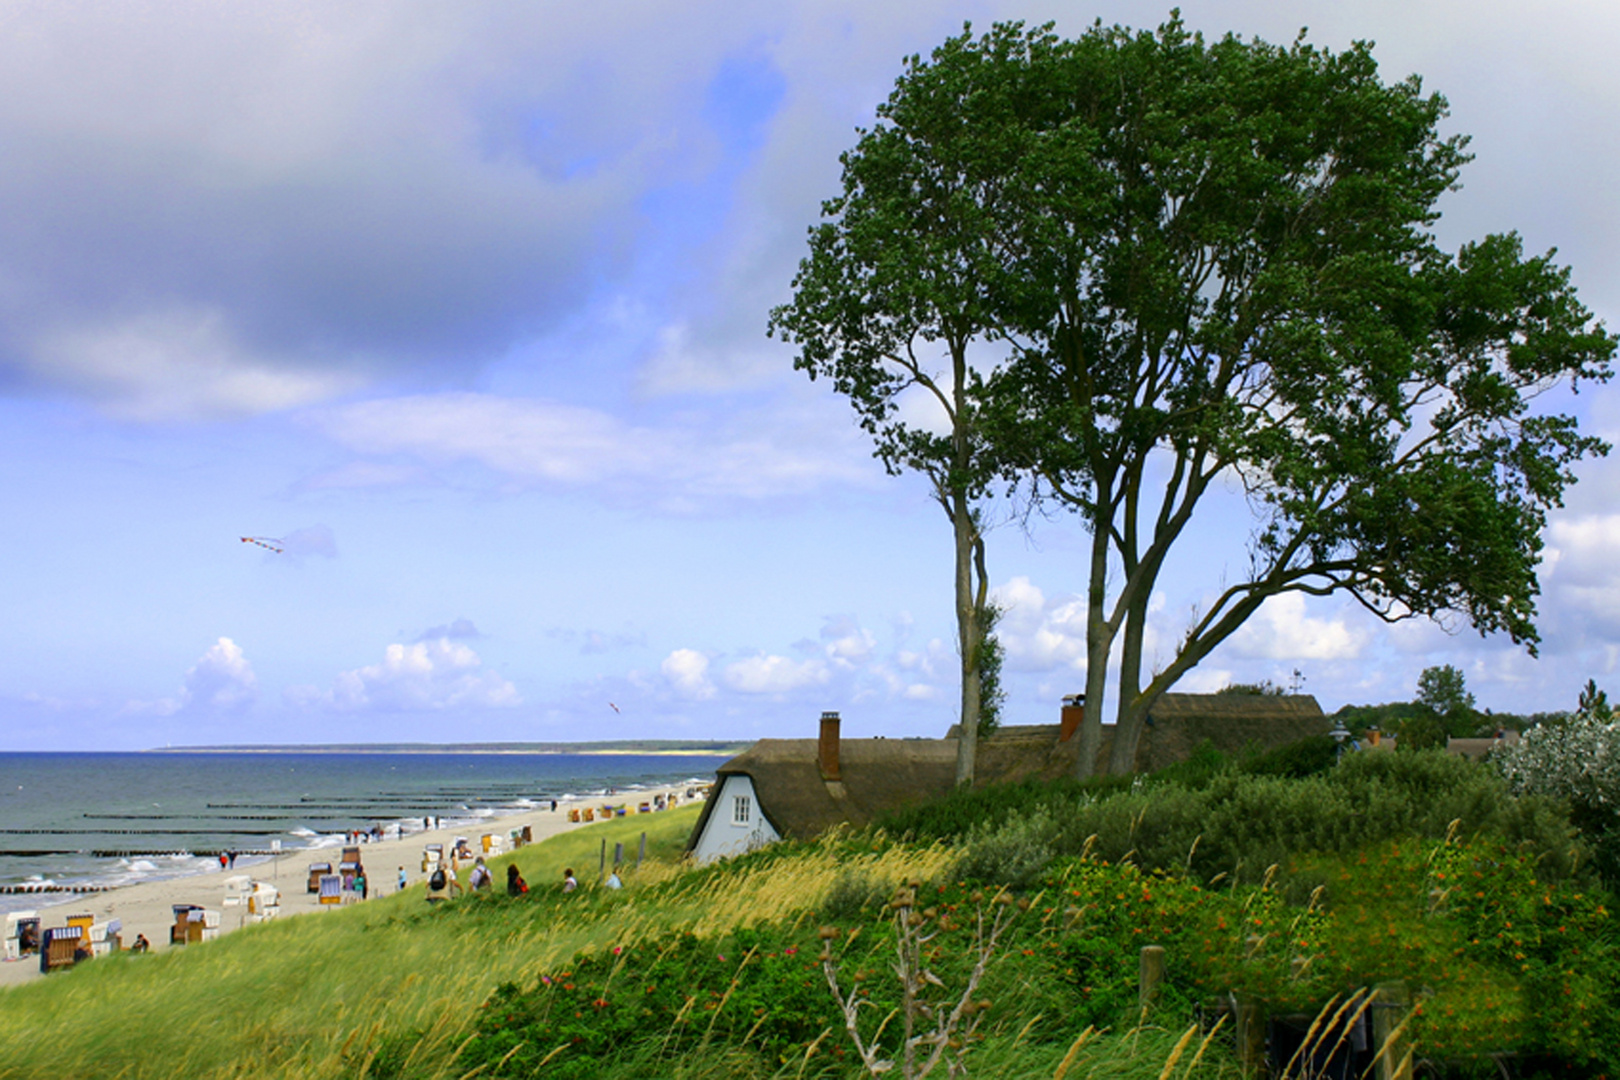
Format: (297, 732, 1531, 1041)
(142, 740, 749, 756)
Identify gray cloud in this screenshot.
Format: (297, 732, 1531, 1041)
(417, 618, 484, 643)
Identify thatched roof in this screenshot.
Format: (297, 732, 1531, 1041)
(688, 693, 1325, 849)
(686, 738, 957, 845)
(1130, 692, 1328, 772)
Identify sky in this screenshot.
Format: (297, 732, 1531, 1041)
(2, 0, 1618, 751)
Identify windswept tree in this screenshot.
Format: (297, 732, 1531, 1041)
(973, 18, 1612, 775)
(767, 30, 1057, 783)
(783, 16, 1614, 779)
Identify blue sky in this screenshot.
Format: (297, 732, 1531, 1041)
(3, 0, 1618, 750)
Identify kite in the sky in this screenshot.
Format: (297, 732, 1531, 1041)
(241, 536, 284, 554)
(609, 702, 621, 714)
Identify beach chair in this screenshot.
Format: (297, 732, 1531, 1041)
(40, 927, 83, 973)
(318, 874, 343, 905)
(246, 882, 280, 921)
(582, 808, 594, 822)
(3, 911, 39, 960)
(421, 843, 443, 874)
(91, 919, 122, 955)
(222, 874, 252, 906)
(307, 862, 332, 894)
(568, 808, 581, 823)
(171, 904, 205, 945)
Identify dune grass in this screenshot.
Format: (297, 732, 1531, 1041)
(0, 809, 959, 1080)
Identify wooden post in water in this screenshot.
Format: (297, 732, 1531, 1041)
(1139, 945, 1165, 1011)
(1373, 982, 1411, 1080)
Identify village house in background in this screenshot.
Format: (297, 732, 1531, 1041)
(687, 694, 1328, 862)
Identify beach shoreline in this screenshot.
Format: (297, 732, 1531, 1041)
(0, 781, 702, 989)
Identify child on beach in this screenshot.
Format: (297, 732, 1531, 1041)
(562, 868, 577, 893)
(397, 866, 407, 893)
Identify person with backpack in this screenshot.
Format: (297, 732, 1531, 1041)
(426, 862, 449, 903)
(468, 858, 492, 891)
(506, 864, 528, 896)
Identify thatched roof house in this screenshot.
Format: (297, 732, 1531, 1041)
(687, 693, 1326, 862)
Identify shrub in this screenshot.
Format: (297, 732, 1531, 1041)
(909, 750, 1582, 887)
(950, 807, 1059, 888)
(458, 927, 841, 1078)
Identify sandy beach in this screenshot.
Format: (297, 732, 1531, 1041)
(0, 782, 700, 989)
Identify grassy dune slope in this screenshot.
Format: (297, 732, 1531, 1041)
(0, 809, 960, 1080)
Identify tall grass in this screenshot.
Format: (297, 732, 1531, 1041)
(0, 810, 954, 1080)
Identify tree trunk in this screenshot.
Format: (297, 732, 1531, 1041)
(1073, 521, 1113, 780)
(952, 488, 978, 786)
(953, 491, 981, 788)
(1108, 588, 1151, 774)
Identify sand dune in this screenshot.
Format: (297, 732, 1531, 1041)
(0, 783, 697, 988)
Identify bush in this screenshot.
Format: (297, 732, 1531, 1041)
(950, 807, 1059, 888)
(458, 927, 841, 1078)
(899, 750, 1583, 887)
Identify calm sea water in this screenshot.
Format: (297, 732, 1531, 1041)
(0, 752, 727, 914)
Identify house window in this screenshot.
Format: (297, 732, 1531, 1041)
(733, 794, 751, 825)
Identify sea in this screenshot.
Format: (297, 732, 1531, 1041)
(0, 751, 729, 915)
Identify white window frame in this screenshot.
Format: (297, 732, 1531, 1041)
(733, 794, 751, 825)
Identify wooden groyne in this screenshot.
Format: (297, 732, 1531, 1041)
(0, 883, 115, 895)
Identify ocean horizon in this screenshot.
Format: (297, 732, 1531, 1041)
(0, 750, 729, 915)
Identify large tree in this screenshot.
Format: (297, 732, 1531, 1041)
(976, 18, 1612, 775)
(766, 29, 1051, 783)
(783, 17, 1616, 778)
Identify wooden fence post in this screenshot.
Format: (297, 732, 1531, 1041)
(1372, 981, 1411, 1080)
(1139, 945, 1165, 1011)
(1234, 995, 1268, 1078)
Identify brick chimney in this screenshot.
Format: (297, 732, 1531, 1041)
(818, 711, 841, 781)
(1060, 695, 1085, 742)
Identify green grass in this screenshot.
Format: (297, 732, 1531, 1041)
(0, 810, 703, 1079)
(0, 810, 961, 1080)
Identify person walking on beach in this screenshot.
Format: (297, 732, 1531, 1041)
(397, 866, 407, 894)
(355, 869, 368, 900)
(562, 868, 577, 893)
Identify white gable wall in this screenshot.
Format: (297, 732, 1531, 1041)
(690, 774, 779, 864)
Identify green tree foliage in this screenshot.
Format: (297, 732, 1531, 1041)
(1414, 663, 1479, 738)
(778, 16, 1615, 779)
(767, 34, 1022, 781)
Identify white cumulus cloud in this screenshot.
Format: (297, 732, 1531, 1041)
(722, 654, 831, 694)
(1225, 593, 1367, 661)
(661, 649, 716, 700)
(288, 638, 519, 712)
(132, 637, 259, 717)
(990, 576, 1089, 672)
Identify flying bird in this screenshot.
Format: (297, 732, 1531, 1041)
(241, 536, 284, 553)
(608, 702, 621, 714)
